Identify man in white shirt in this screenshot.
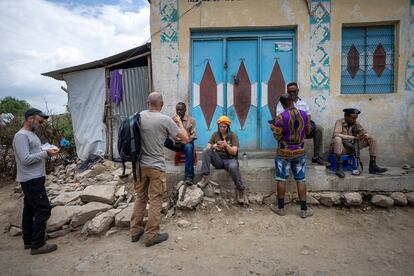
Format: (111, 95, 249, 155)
(276, 82, 329, 165)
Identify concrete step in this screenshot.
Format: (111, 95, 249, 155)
(195, 150, 275, 159)
(166, 159, 414, 193)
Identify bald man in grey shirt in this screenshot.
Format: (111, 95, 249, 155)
(13, 108, 59, 255)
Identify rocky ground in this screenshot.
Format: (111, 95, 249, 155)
(1, 160, 414, 275)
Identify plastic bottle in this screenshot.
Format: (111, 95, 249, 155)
(242, 152, 248, 168)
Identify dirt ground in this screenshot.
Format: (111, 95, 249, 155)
(0, 183, 413, 276)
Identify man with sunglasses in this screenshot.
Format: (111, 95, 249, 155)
(13, 108, 60, 255)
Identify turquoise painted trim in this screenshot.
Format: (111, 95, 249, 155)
(191, 29, 295, 39)
(223, 38, 228, 115)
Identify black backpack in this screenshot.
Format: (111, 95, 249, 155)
(117, 112, 142, 181)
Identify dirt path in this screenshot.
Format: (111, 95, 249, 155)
(0, 183, 413, 276)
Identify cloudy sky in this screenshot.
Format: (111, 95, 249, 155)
(0, 0, 150, 114)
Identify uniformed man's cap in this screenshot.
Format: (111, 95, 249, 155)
(342, 108, 361, 115)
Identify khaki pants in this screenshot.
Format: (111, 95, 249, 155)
(332, 136, 378, 157)
(130, 167, 166, 242)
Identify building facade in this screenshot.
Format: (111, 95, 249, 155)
(150, 0, 414, 166)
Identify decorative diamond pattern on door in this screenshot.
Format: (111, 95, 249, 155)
(267, 60, 285, 119)
(200, 62, 217, 129)
(233, 61, 251, 128)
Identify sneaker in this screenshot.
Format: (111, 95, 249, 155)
(336, 164, 345, 178)
(270, 205, 287, 216)
(312, 156, 330, 166)
(145, 233, 169, 247)
(131, 227, 144, 243)
(196, 175, 209, 189)
(30, 243, 57, 255)
(299, 208, 314, 219)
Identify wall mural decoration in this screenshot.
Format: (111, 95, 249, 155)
(406, 0, 414, 91)
(267, 60, 285, 119)
(200, 62, 218, 129)
(233, 61, 251, 129)
(160, 0, 178, 44)
(310, 0, 331, 112)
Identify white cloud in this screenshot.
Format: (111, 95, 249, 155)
(0, 0, 150, 114)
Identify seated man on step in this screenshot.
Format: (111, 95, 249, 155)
(164, 102, 197, 185)
(197, 115, 249, 205)
(331, 108, 387, 178)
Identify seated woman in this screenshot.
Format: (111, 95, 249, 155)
(197, 115, 248, 205)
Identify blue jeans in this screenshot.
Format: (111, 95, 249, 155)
(164, 138, 194, 179)
(275, 154, 307, 182)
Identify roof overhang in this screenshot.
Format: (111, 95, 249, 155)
(42, 43, 151, 81)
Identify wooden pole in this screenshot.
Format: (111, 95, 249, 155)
(105, 69, 114, 160)
(147, 54, 153, 93)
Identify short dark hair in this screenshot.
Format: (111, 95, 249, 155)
(176, 102, 186, 109)
(279, 93, 293, 107)
(287, 82, 298, 89)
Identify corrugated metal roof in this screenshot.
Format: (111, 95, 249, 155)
(42, 43, 151, 81)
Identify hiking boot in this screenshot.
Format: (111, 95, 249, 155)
(336, 162, 345, 178)
(196, 175, 209, 189)
(312, 156, 330, 166)
(30, 243, 57, 255)
(131, 227, 144, 243)
(270, 205, 287, 216)
(184, 177, 193, 186)
(145, 233, 169, 247)
(369, 161, 388, 174)
(299, 208, 314, 219)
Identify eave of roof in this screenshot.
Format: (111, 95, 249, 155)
(42, 43, 151, 81)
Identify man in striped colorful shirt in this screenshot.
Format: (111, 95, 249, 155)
(270, 94, 313, 218)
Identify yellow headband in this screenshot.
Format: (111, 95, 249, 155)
(216, 115, 231, 126)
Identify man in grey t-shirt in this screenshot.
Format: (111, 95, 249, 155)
(13, 108, 59, 255)
(130, 92, 189, 247)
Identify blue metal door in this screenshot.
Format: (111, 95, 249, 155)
(226, 39, 258, 148)
(191, 40, 224, 148)
(260, 38, 294, 149)
(191, 30, 295, 150)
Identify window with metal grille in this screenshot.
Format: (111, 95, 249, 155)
(341, 26, 395, 94)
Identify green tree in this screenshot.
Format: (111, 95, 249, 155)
(0, 96, 30, 117)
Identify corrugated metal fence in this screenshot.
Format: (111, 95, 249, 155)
(111, 66, 149, 158)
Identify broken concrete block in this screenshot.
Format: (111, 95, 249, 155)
(8, 198, 23, 228)
(390, 192, 408, 206)
(177, 219, 191, 228)
(48, 228, 70, 239)
(114, 204, 133, 228)
(371, 194, 394, 208)
(86, 209, 120, 235)
(80, 184, 116, 204)
(70, 202, 112, 228)
(319, 192, 342, 207)
(9, 226, 22, 236)
(47, 206, 81, 232)
(248, 193, 264, 205)
(51, 191, 82, 206)
(406, 192, 414, 206)
(343, 192, 362, 206)
(176, 185, 204, 210)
